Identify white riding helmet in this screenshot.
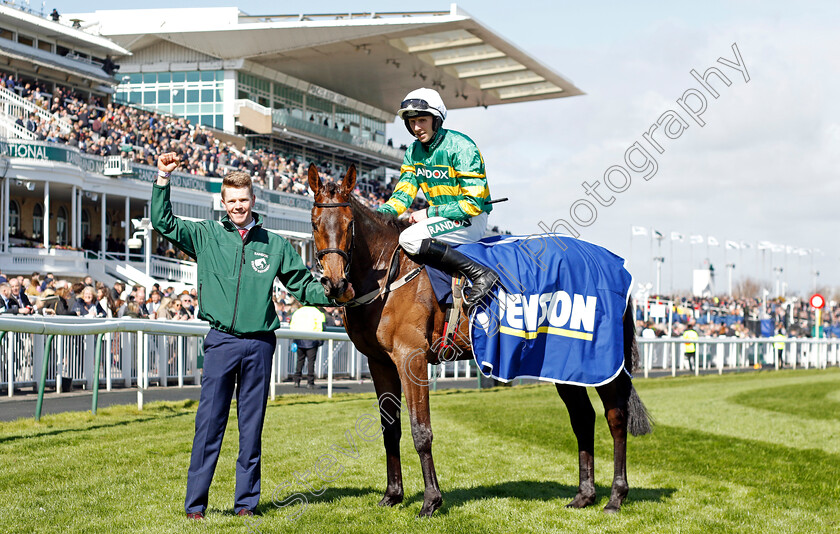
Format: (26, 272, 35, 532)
(398, 88, 447, 136)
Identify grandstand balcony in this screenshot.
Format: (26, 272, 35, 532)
(0, 137, 316, 283)
(234, 99, 404, 168)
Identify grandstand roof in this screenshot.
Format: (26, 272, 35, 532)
(0, 5, 129, 57)
(67, 5, 583, 116)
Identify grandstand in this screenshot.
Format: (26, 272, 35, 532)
(0, 4, 582, 288)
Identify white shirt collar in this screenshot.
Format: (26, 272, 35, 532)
(234, 218, 256, 232)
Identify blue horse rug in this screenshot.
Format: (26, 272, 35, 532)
(440, 234, 633, 387)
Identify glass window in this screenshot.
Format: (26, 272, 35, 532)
(143, 73, 156, 84)
(81, 209, 90, 240)
(186, 89, 200, 103)
(215, 115, 224, 129)
(32, 203, 43, 238)
(129, 73, 142, 84)
(186, 104, 199, 114)
(56, 206, 68, 245)
(200, 103, 214, 114)
(172, 71, 185, 83)
(144, 91, 156, 104)
(158, 72, 171, 83)
(186, 71, 200, 82)
(129, 92, 141, 104)
(200, 115, 214, 127)
(186, 115, 199, 125)
(9, 200, 19, 235)
(172, 89, 185, 103)
(158, 90, 170, 104)
(201, 89, 214, 102)
(172, 104, 185, 115)
(200, 71, 216, 82)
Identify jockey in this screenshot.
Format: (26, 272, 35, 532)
(378, 88, 499, 306)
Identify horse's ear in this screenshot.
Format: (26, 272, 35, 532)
(307, 163, 321, 196)
(341, 164, 357, 196)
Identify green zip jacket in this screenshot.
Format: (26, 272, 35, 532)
(151, 183, 332, 336)
(378, 128, 492, 221)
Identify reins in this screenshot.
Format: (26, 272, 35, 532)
(313, 201, 422, 307)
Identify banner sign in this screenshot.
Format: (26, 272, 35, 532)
(465, 234, 633, 387)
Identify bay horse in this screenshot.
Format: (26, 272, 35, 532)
(308, 164, 652, 517)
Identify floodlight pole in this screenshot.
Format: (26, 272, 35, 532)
(726, 263, 735, 297)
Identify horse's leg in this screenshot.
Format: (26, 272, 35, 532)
(367, 357, 404, 507)
(596, 374, 631, 513)
(399, 348, 442, 517)
(556, 383, 597, 508)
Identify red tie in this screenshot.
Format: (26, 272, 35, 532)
(239, 228, 248, 240)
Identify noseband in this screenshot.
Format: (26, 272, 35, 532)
(313, 202, 354, 276)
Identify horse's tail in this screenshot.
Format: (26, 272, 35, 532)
(623, 300, 653, 436)
(623, 300, 640, 373)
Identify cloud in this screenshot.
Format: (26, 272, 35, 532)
(446, 12, 839, 293)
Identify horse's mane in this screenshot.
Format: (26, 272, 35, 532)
(321, 181, 410, 232)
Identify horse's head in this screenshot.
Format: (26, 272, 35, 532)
(309, 163, 356, 299)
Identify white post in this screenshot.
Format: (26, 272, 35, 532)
(643, 343, 649, 379)
(355, 345, 362, 382)
(105, 333, 112, 391)
(2, 176, 8, 251)
(43, 180, 50, 248)
(177, 337, 184, 388)
(71, 185, 77, 248)
(327, 339, 334, 398)
(100, 193, 106, 254)
(671, 341, 676, 377)
(6, 335, 12, 397)
(137, 332, 145, 410)
(145, 228, 151, 277)
(124, 196, 130, 261)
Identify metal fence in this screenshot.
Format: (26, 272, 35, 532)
(637, 337, 840, 377)
(3, 316, 838, 419)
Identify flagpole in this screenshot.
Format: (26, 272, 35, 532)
(670, 238, 674, 295)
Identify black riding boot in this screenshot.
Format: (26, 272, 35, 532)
(415, 239, 499, 306)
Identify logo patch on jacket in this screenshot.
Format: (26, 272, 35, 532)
(414, 165, 450, 181)
(251, 251, 271, 274)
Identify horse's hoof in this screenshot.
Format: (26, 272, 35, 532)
(378, 493, 404, 507)
(565, 492, 596, 509)
(417, 497, 442, 518)
(603, 503, 621, 514)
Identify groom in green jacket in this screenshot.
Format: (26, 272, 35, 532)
(152, 152, 353, 520)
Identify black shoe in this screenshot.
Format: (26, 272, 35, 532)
(307, 383, 315, 389)
(415, 239, 499, 306)
(293, 380, 300, 388)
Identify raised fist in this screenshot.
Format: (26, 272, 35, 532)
(158, 152, 180, 174)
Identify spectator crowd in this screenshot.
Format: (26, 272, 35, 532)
(0, 270, 345, 329)
(635, 294, 840, 339)
(1, 72, 402, 211)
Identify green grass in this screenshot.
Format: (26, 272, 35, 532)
(2, 368, 840, 533)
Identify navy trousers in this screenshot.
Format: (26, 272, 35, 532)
(185, 329, 276, 514)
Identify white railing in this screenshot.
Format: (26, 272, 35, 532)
(0, 316, 356, 417)
(103, 155, 132, 176)
(0, 113, 36, 140)
(637, 337, 840, 377)
(0, 247, 88, 275)
(150, 255, 198, 285)
(0, 85, 73, 134)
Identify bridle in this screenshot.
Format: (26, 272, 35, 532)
(313, 202, 354, 276)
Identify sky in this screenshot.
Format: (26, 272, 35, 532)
(44, 0, 840, 299)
